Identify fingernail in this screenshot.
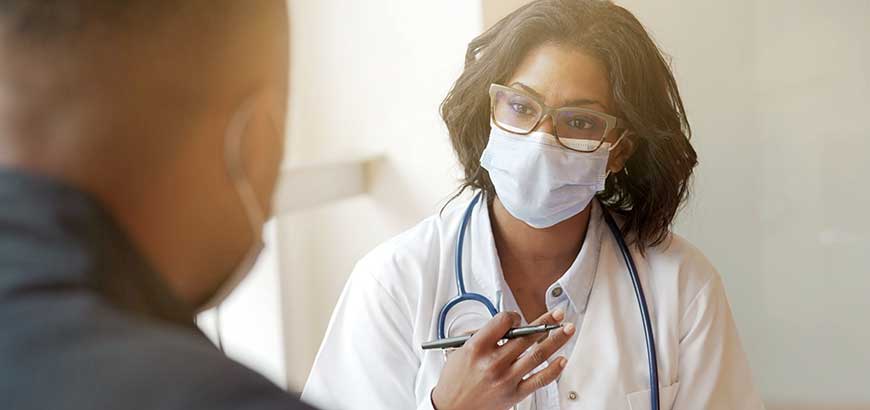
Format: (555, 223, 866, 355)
(563, 323, 575, 335)
(552, 309, 565, 321)
(560, 357, 568, 368)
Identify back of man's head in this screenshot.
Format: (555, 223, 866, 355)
(0, 0, 290, 310)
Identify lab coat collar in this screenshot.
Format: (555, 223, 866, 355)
(467, 192, 602, 317)
(553, 200, 603, 314)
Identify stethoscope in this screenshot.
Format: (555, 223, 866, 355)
(436, 192, 661, 410)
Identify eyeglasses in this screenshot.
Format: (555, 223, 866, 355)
(489, 83, 627, 153)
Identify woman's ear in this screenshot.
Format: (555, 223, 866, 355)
(608, 131, 637, 174)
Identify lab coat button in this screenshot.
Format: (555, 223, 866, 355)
(568, 391, 578, 400)
(551, 286, 563, 298)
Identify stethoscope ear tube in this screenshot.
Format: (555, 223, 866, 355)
(600, 202, 660, 410)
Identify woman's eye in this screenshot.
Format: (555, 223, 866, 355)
(510, 103, 532, 115)
(568, 118, 594, 129)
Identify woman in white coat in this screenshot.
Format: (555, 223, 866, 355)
(303, 1, 765, 409)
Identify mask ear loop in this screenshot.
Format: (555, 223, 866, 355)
(215, 305, 225, 352)
(225, 97, 267, 230)
(210, 96, 269, 353)
(608, 129, 631, 152)
(605, 129, 632, 177)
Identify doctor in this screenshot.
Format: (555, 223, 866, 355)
(303, 1, 764, 409)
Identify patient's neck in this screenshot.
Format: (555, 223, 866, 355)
(490, 196, 591, 280)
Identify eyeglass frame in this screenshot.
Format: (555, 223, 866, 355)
(488, 83, 629, 153)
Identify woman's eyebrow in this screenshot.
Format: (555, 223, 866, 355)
(510, 81, 604, 109)
(510, 81, 544, 99)
(563, 97, 603, 108)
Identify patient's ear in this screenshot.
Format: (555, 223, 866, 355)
(608, 131, 636, 174)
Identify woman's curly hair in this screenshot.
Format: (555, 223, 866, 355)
(440, 0, 697, 248)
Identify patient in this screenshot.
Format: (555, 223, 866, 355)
(0, 2, 314, 409)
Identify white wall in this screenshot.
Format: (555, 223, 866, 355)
(617, 1, 870, 407)
(753, 1, 870, 406)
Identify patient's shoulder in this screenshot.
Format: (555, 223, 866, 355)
(123, 322, 300, 409)
(1, 296, 307, 410)
(100, 309, 312, 408)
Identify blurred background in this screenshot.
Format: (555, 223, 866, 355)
(198, 1, 870, 409)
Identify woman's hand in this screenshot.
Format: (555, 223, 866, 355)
(431, 309, 575, 410)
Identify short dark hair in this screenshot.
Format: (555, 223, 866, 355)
(0, 1, 249, 44)
(0, 1, 136, 39)
(440, 0, 697, 248)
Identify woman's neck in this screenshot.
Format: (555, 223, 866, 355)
(490, 196, 592, 278)
(489, 196, 592, 321)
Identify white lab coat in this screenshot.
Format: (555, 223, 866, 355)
(302, 196, 765, 410)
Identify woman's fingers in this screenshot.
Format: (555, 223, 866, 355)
(509, 322, 575, 379)
(515, 356, 568, 399)
(465, 312, 521, 354)
(494, 309, 564, 363)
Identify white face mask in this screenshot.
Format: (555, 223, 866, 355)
(197, 98, 271, 312)
(480, 125, 624, 229)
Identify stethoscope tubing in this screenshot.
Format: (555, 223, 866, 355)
(601, 204, 660, 410)
(437, 192, 660, 410)
(437, 193, 497, 340)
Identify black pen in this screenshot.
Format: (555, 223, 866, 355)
(421, 324, 563, 350)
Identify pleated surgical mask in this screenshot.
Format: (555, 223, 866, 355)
(480, 125, 623, 229)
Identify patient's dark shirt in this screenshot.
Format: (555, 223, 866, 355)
(0, 168, 314, 410)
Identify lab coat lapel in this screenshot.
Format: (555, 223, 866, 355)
(559, 223, 654, 409)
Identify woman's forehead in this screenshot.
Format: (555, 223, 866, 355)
(507, 43, 613, 113)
